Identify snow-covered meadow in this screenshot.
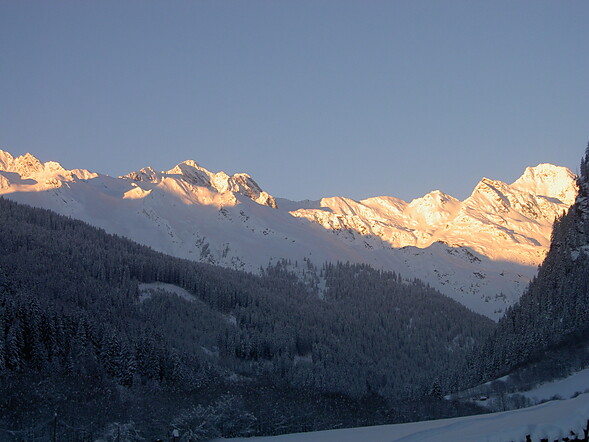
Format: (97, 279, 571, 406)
(223, 394, 589, 442)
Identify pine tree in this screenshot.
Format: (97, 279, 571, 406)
(5, 320, 24, 371)
(580, 142, 589, 188)
(101, 333, 122, 378)
(429, 382, 443, 400)
(0, 332, 5, 371)
(118, 343, 136, 387)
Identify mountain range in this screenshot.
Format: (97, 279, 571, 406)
(0, 149, 577, 319)
(1, 145, 588, 440)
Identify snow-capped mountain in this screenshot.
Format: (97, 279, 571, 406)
(0, 149, 577, 319)
(123, 160, 277, 208)
(291, 164, 576, 267)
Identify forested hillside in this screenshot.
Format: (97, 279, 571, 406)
(0, 197, 492, 439)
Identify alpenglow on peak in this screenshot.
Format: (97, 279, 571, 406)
(121, 159, 277, 208)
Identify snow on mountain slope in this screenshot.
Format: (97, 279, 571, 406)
(0, 149, 576, 320)
(123, 160, 277, 208)
(291, 165, 576, 267)
(221, 393, 589, 442)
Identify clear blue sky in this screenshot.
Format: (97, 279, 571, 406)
(1, 1, 588, 202)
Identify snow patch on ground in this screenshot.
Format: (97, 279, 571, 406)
(223, 314, 238, 326)
(451, 365, 589, 412)
(293, 354, 313, 365)
(519, 368, 589, 403)
(138, 282, 196, 303)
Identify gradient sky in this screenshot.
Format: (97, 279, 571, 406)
(1, 1, 588, 202)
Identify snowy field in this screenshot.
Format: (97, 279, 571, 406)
(138, 282, 197, 303)
(222, 393, 589, 442)
(519, 367, 589, 402)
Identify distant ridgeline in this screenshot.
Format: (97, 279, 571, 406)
(463, 145, 589, 389)
(0, 196, 492, 439)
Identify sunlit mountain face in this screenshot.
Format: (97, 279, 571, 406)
(0, 149, 577, 319)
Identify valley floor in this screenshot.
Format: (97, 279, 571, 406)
(221, 393, 589, 442)
(519, 367, 589, 403)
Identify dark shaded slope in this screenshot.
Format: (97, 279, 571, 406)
(0, 197, 492, 438)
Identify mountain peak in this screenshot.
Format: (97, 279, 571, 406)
(123, 166, 160, 183)
(166, 161, 211, 187)
(0, 149, 15, 170)
(0, 151, 40, 175)
(468, 177, 510, 205)
(406, 190, 461, 228)
(0, 150, 99, 183)
(410, 189, 456, 205)
(178, 159, 200, 168)
(511, 164, 577, 205)
(122, 159, 277, 208)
